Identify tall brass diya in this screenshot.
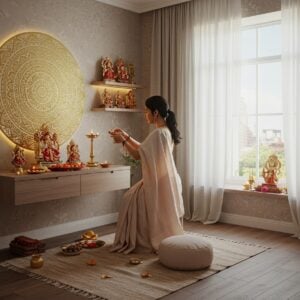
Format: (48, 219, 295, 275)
(86, 130, 99, 167)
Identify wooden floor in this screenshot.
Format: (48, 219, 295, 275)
(1, 222, 300, 300)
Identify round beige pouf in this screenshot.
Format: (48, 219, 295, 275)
(158, 235, 213, 271)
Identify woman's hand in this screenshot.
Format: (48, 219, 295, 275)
(108, 128, 128, 144)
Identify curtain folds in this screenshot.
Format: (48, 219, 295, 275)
(282, 0, 300, 238)
(150, 2, 194, 219)
(150, 0, 241, 224)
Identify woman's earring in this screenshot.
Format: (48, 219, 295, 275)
(153, 111, 158, 123)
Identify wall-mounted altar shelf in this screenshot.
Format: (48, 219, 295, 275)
(91, 81, 142, 89)
(92, 107, 142, 112)
(0, 165, 130, 206)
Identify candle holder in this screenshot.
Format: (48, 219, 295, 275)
(248, 175, 255, 190)
(86, 131, 99, 167)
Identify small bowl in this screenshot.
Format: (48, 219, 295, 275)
(100, 162, 110, 168)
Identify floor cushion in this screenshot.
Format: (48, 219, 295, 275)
(158, 234, 213, 271)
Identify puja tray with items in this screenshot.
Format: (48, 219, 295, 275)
(61, 243, 82, 256)
(79, 230, 105, 249)
(80, 239, 105, 249)
(48, 163, 84, 171)
(27, 166, 48, 174)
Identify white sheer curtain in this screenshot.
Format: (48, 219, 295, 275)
(188, 0, 241, 223)
(151, 0, 241, 223)
(282, 0, 300, 238)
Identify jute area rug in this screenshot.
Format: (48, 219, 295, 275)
(1, 233, 267, 300)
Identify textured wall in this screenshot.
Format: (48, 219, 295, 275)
(141, 12, 152, 101)
(0, 0, 145, 236)
(242, 0, 280, 17)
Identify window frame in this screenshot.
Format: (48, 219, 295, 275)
(226, 11, 283, 186)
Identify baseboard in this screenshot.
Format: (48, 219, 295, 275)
(220, 212, 295, 234)
(0, 212, 118, 250)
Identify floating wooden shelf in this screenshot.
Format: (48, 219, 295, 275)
(91, 81, 142, 89)
(0, 165, 130, 205)
(92, 107, 143, 113)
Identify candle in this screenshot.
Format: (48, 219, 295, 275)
(90, 129, 94, 134)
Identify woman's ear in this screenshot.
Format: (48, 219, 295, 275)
(154, 110, 159, 117)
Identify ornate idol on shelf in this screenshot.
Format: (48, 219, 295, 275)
(125, 90, 136, 108)
(114, 91, 123, 108)
(115, 58, 129, 83)
(101, 57, 116, 81)
(102, 89, 114, 108)
(34, 124, 60, 164)
(67, 139, 81, 163)
(11, 145, 26, 173)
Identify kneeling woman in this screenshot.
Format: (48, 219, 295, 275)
(109, 95, 184, 254)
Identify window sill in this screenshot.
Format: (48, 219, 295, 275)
(224, 186, 288, 200)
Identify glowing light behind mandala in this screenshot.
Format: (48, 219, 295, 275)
(0, 32, 85, 150)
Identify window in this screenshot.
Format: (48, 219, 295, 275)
(230, 12, 285, 183)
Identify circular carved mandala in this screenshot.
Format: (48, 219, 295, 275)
(0, 32, 85, 150)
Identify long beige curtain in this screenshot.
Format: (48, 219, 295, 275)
(150, 0, 241, 223)
(150, 1, 194, 218)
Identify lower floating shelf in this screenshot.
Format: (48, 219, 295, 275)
(92, 107, 143, 112)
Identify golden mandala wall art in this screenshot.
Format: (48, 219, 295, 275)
(0, 32, 85, 150)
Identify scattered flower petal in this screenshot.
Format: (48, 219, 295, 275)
(101, 274, 112, 279)
(141, 271, 152, 278)
(129, 257, 143, 265)
(86, 259, 97, 266)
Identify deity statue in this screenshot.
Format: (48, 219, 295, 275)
(114, 91, 122, 108)
(11, 145, 26, 172)
(34, 124, 60, 164)
(125, 90, 136, 108)
(262, 154, 281, 186)
(102, 89, 114, 108)
(128, 64, 135, 84)
(101, 57, 116, 81)
(67, 139, 81, 163)
(115, 58, 129, 83)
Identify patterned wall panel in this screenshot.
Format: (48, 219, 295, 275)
(0, 32, 85, 150)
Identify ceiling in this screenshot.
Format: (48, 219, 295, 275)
(96, 0, 191, 13)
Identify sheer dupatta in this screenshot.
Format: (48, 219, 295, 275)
(139, 128, 184, 250)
